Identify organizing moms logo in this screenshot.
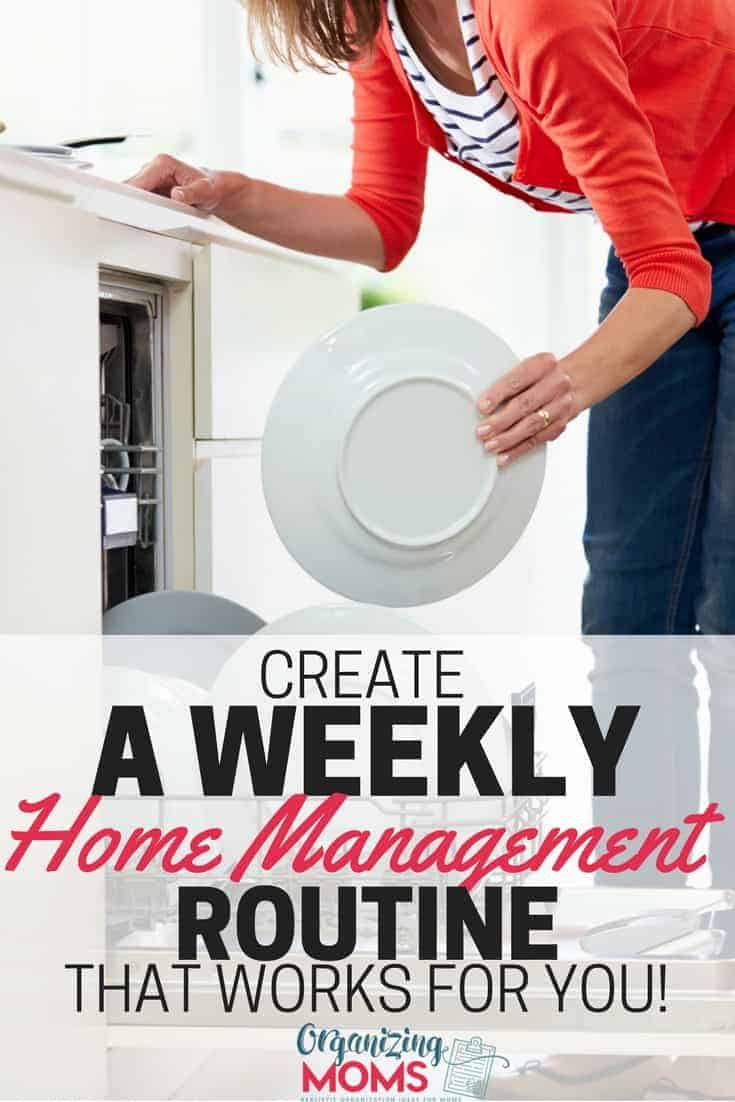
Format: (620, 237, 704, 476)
(297, 1025, 510, 1097)
(298, 1024, 442, 1095)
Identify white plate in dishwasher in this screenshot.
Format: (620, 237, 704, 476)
(262, 304, 546, 607)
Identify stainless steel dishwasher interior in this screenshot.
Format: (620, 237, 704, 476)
(99, 273, 166, 612)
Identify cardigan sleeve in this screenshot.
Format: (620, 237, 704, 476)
(493, 0, 712, 323)
(347, 45, 429, 271)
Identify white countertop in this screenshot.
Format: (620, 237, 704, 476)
(0, 144, 334, 272)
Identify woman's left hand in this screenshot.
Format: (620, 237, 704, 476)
(475, 353, 577, 467)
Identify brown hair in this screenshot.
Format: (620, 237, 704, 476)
(245, 0, 383, 71)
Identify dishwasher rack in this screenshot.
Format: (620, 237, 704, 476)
(99, 273, 166, 612)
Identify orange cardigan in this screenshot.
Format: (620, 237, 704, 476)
(346, 0, 735, 324)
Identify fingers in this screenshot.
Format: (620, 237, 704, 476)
(477, 365, 571, 439)
(497, 417, 567, 467)
(125, 154, 203, 198)
(474, 352, 577, 468)
(484, 390, 573, 464)
(476, 353, 556, 417)
(171, 176, 218, 212)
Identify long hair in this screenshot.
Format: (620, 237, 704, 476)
(245, 0, 384, 71)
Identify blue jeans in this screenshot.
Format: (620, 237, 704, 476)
(584, 223, 735, 637)
(585, 225, 735, 924)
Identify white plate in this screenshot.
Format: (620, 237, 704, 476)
(101, 437, 130, 492)
(262, 304, 546, 607)
(255, 603, 427, 636)
(103, 666, 210, 795)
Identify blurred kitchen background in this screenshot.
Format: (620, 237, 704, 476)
(1, 0, 611, 632)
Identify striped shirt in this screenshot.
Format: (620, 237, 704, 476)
(387, 0, 709, 229)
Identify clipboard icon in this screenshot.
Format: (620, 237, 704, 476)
(443, 1036, 498, 1098)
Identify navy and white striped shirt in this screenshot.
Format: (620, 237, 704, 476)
(387, 0, 709, 229)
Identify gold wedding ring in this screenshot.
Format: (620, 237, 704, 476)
(537, 408, 551, 428)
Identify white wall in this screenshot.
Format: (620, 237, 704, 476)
(0, 0, 245, 177)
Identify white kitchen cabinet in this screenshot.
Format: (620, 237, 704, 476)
(194, 243, 358, 440)
(192, 242, 360, 623)
(0, 185, 100, 633)
(0, 180, 106, 1096)
(195, 446, 336, 621)
(0, 638, 106, 1100)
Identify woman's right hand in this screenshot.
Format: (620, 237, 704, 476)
(126, 154, 249, 219)
(127, 154, 386, 269)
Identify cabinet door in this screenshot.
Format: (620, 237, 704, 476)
(0, 186, 100, 632)
(194, 243, 358, 440)
(195, 447, 336, 621)
(0, 190, 105, 1093)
